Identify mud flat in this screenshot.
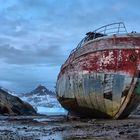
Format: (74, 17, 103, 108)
(0, 115, 140, 140)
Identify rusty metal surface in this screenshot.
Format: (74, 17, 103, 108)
(56, 31, 140, 119)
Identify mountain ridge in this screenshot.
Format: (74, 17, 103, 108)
(21, 85, 55, 97)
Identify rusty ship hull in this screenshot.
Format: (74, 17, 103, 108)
(56, 23, 140, 119)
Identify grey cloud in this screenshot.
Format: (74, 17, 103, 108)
(0, 44, 66, 66)
(2, 0, 140, 43)
(0, 37, 11, 44)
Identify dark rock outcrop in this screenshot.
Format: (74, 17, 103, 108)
(0, 88, 37, 115)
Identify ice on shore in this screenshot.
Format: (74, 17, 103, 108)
(37, 106, 67, 115)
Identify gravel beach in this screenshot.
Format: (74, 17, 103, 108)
(0, 115, 140, 140)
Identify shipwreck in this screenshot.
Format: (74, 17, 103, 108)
(56, 22, 140, 119)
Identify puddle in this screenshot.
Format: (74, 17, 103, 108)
(37, 132, 63, 140)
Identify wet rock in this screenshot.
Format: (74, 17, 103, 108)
(73, 125, 83, 129)
(126, 130, 132, 133)
(123, 124, 129, 127)
(22, 127, 27, 129)
(0, 88, 37, 115)
(119, 131, 125, 135)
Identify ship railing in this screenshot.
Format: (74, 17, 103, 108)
(69, 22, 127, 56)
(93, 22, 127, 36)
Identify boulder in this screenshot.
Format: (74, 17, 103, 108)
(0, 88, 37, 115)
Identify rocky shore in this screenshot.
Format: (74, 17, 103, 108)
(0, 115, 140, 140)
(0, 87, 140, 140)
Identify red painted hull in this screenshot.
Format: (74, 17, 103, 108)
(59, 36, 140, 77)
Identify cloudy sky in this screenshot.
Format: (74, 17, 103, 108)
(0, 0, 140, 93)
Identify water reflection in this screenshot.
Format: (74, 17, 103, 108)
(38, 132, 63, 140)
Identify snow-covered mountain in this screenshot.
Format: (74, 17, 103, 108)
(22, 84, 55, 97)
(20, 85, 60, 108)
(19, 85, 66, 115)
